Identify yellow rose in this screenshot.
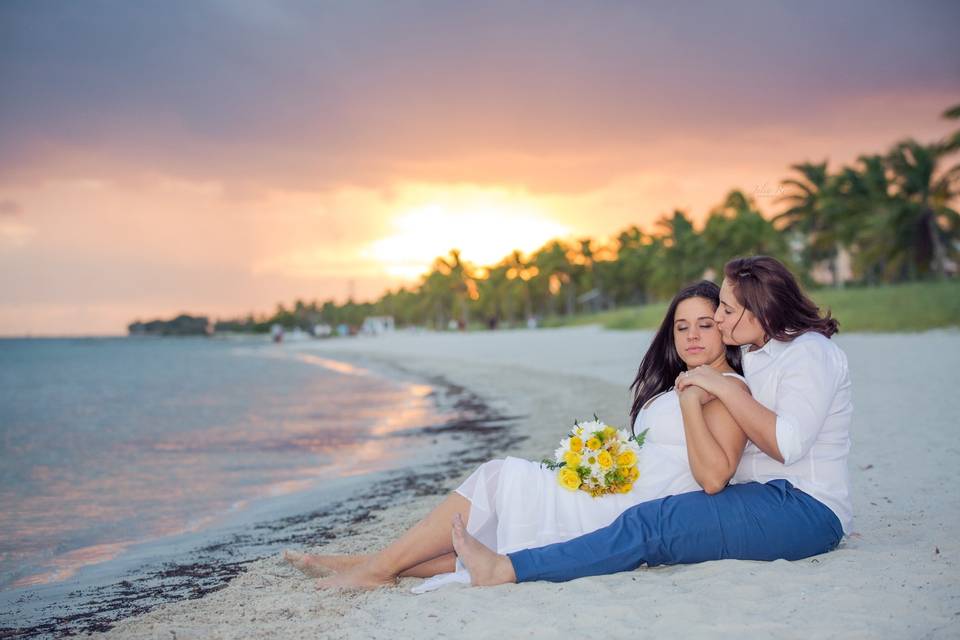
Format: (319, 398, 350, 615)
(603, 426, 617, 439)
(619, 483, 634, 494)
(558, 467, 582, 491)
(617, 451, 638, 467)
(569, 436, 584, 454)
(628, 466, 640, 481)
(597, 450, 613, 468)
(586, 437, 602, 451)
(563, 451, 581, 467)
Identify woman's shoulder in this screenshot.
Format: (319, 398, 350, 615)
(720, 371, 750, 392)
(789, 330, 844, 355)
(640, 387, 674, 412)
(785, 331, 849, 372)
(635, 388, 681, 433)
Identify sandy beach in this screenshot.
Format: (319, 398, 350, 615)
(90, 326, 959, 639)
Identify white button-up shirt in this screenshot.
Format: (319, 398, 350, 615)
(732, 331, 853, 533)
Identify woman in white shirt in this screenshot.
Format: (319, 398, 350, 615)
(450, 255, 849, 587)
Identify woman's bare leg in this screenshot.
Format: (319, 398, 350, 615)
(282, 550, 370, 577)
(399, 552, 456, 578)
(316, 493, 470, 589)
(284, 550, 455, 578)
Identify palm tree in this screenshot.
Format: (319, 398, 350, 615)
(649, 209, 707, 298)
(473, 264, 512, 326)
(885, 139, 960, 279)
(831, 154, 896, 283)
(775, 161, 846, 287)
(531, 240, 577, 316)
(703, 190, 791, 281)
(428, 249, 477, 328)
(573, 238, 595, 291)
(417, 268, 455, 329)
(942, 103, 960, 154)
(611, 225, 658, 304)
(502, 250, 537, 323)
(570, 237, 610, 312)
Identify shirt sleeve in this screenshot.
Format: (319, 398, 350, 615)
(773, 339, 841, 465)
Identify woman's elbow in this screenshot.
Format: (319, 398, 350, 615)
(701, 471, 734, 495)
(702, 480, 727, 495)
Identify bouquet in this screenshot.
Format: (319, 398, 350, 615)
(542, 415, 647, 497)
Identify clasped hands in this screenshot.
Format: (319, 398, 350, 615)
(675, 366, 727, 405)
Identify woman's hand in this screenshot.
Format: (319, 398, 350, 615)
(677, 384, 715, 406)
(675, 366, 730, 399)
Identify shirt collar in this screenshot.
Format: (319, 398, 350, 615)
(741, 337, 789, 358)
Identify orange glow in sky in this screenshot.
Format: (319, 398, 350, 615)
(363, 185, 570, 279)
(1, 3, 957, 335)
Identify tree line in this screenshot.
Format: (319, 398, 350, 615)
(216, 104, 959, 333)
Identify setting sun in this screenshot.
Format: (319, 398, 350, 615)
(363, 185, 570, 281)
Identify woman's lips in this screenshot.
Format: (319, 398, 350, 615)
(686, 346, 704, 353)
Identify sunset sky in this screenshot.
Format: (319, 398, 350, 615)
(1, 1, 958, 336)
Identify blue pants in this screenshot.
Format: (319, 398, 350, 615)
(508, 480, 844, 583)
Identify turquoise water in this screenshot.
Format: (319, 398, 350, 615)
(0, 336, 444, 592)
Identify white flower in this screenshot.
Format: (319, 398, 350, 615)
(587, 459, 603, 478)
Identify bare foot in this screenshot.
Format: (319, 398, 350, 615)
(451, 513, 517, 586)
(282, 550, 369, 577)
(314, 559, 397, 590)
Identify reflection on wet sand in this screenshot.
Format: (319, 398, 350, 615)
(10, 541, 133, 589)
(291, 353, 371, 377)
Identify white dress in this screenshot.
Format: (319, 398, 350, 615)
(412, 372, 746, 593)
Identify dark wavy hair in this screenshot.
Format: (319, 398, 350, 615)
(723, 256, 838, 342)
(628, 280, 743, 433)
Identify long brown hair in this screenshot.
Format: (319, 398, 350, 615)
(628, 280, 742, 432)
(723, 255, 838, 342)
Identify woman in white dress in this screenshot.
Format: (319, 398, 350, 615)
(284, 280, 751, 590)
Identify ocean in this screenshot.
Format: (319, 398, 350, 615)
(0, 336, 513, 637)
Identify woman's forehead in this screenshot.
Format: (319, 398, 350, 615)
(675, 297, 714, 319)
(718, 279, 740, 307)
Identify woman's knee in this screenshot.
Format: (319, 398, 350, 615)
(480, 458, 505, 473)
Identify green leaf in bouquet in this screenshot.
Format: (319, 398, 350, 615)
(633, 428, 649, 448)
(604, 468, 625, 485)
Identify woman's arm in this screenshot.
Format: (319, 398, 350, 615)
(677, 384, 749, 494)
(679, 338, 844, 466)
(677, 367, 784, 463)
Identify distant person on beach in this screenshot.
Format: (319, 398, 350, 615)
(450, 255, 851, 587)
(286, 279, 755, 589)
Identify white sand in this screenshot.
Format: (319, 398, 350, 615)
(95, 326, 960, 639)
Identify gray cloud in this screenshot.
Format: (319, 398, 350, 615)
(1, 0, 958, 193)
(0, 200, 21, 217)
